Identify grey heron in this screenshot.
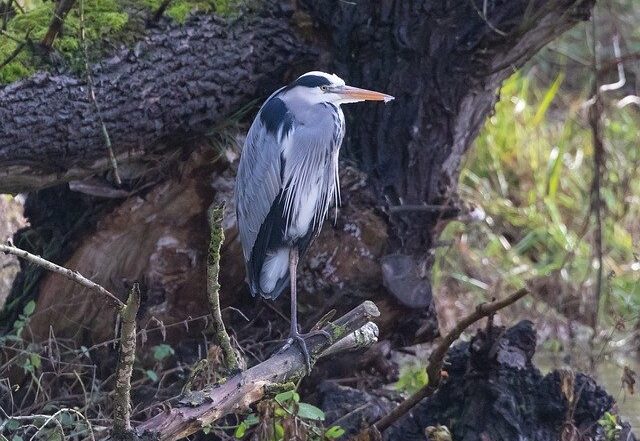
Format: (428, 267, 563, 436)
(235, 71, 393, 369)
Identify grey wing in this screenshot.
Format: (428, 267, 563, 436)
(235, 116, 283, 263)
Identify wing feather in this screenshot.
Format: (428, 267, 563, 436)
(235, 100, 344, 299)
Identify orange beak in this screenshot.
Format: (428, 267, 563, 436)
(336, 85, 394, 102)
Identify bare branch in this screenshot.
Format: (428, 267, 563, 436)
(599, 34, 624, 93)
(135, 301, 380, 441)
(150, 0, 172, 23)
(368, 287, 529, 434)
(113, 284, 141, 438)
(0, 242, 124, 309)
(41, 0, 75, 49)
(0, 29, 29, 70)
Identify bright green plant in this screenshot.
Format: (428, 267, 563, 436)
(0, 0, 128, 83)
(598, 412, 622, 441)
(395, 363, 429, 395)
(231, 388, 344, 440)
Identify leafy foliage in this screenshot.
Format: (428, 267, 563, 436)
(395, 363, 429, 395)
(230, 388, 344, 440)
(142, 0, 239, 23)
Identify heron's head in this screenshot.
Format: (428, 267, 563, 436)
(284, 71, 394, 106)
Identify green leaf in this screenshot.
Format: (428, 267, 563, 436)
(152, 344, 175, 361)
(274, 422, 284, 440)
(274, 389, 298, 404)
(29, 353, 41, 370)
(146, 370, 159, 382)
(325, 425, 346, 439)
(243, 413, 259, 426)
(12, 436, 23, 441)
(58, 411, 74, 428)
(395, 364, 429, 395)
(5, 419, 20, 431)
(23, 300, 36, 316)
(234, 422, 247, 438)
(296, 402, 325, 421)
(532, 73, 563, 126)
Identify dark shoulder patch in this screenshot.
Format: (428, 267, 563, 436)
(259, 96, 292, 136)
(293, 75, 332, 88)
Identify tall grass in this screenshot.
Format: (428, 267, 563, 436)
(434, 72, 640, 328)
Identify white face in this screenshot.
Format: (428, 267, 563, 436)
(284, 71, 394, 107)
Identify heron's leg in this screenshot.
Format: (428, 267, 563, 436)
(289, 247, 300, 337)
(287, 248, 312, 372)
(282, 247, 331, 373)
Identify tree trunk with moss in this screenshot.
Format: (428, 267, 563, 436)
(0, 0, 594, 352)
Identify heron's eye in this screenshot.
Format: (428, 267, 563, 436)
(320, 85, 329, 92)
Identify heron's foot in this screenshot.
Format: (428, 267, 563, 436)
(278, 330, 332, 374)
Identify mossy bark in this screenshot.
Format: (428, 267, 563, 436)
(206, 203, 240, 372)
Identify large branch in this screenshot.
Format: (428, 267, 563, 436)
(0, 7, 311, 194)
(134, 301, 380, 441)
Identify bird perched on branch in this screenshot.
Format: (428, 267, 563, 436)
(235, 71, 393, 369)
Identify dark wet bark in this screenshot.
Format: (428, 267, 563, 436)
(319, 321, 636, 441)
(302, 0, 594, 305)
(0, 8, 311, 193)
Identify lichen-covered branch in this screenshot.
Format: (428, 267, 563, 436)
(112, 283, 141, 438)
(135, 301, 380, 441)
(206, 203, 240, 372)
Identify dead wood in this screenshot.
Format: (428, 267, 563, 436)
(134, 301, 380, 441)
(113, 283, 141, 438)
(367, 287, 530, 436)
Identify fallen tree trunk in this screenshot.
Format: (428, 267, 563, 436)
(0, 9, 311, 194)
(133, 301, 380, 441)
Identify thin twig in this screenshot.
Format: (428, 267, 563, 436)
(79, 0, 122, 186)
(0, 242, 124, 309)
(206, 203, 240, 372)
(151, 0, 172, 23)
(112, 283, 140, 437)
(0, 38, 26, 70)
(2, 0, 14, 31)
(588, 16, 604, 340)
(41, 0, 75, 49)
(369, 287, 529, 434)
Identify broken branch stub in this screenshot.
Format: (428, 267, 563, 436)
(135, 301, 380, 441)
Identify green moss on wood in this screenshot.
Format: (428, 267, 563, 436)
(0, 0, 240, 84)
(0, 0, 128, 84)
(143, 0, 239, 23)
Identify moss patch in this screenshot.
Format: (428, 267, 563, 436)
(0, 0, 240, 84)
(0, 0, 128, 83)
(142, 0, 240, 23)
